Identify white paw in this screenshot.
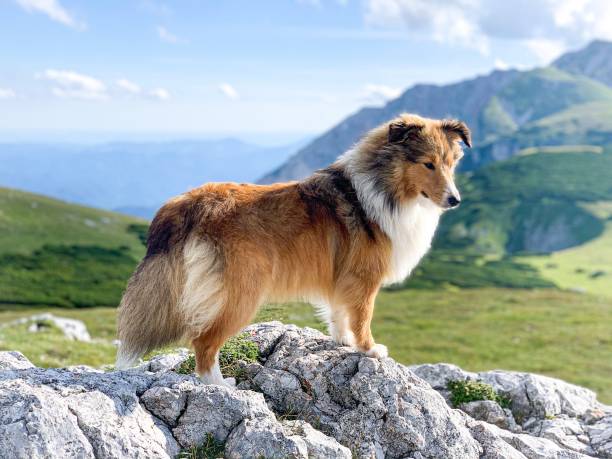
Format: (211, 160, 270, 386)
(224, 377, 237, 387)
(332, 332, 356, 347)
(365, 344, 388, 359)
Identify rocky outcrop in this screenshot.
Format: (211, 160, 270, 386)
(1, 313, 91, 342)
(1, 322, 610, 458)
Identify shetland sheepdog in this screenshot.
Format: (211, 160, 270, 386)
(116, 114, 471, 385)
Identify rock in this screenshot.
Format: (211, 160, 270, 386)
(2, 313, 91, 342)
(0, 379, 95, 459)
(588, 414, 612, 458)
(0, 355, 178, 459)
(412, 361, 609, 457)
(1, 323, 611, 459)
(530, 416, 594, 456)
(0, 350, 35, 370)
(141, 386, 188, 427)
(460, 400, 520, 432)
(225, 417, 351, 459)
(172, 385, 272, 448)
(140, 348, 191, 373)
(247, 324, 482, 458)
(281, 420, 352, 459)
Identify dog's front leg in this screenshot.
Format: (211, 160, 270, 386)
(346, 290, 388, 359)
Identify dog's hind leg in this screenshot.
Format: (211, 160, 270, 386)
(192, 291, 262, 386)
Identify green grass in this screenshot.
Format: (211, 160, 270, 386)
(1, 288, 610, 403)
(0, 306, 118, 368)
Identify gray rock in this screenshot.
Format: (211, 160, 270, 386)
(248, 323, 482, 458)
(411, 361, 609, 457)
(144, 348, 191, 373)
(587, 414, 612, 458)
(225, 417, 351, 459)
(460, 400, 520, 432)
(485, 422, 590, 459)
(281, 420, 352, 459)
(141, 386, 188, 427)
(468, 420, 528, 459)
(0, 351, 35, 370)
(225, 416, 308, 458)
(3, 313, 91, 342)
(2, 322, 611, 459)
(529, 416, 594, 456)
(172, 385, 272, 448)
(0, 379, 94, 459)
(479, 370, 598, 421)
(0, 366, 179, 458)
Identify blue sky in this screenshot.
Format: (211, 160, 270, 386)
(1, 0, 611, 141)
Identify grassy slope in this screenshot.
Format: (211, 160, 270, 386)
(520, 202, 612, 298)
(2, 288, 610, 403)
(439, 146, 612, 254)
(0, 187, 145, 307)
(0, 187, 146, 258)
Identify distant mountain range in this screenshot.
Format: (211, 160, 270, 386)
(260, 40, 612, 183)
(0, 138, 302, 219)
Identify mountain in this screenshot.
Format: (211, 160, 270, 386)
(0, 187, 145, 308)
(554, 39, 612, 86)
(260, 40, 612, 183)
(0, 138, 298, 219)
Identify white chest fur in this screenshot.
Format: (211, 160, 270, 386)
(380, 196, 441, 285)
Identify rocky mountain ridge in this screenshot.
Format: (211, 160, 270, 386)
(260, 40, 612, 183)
(1, 322, 610, 458)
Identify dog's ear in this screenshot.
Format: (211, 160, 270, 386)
(388, 121, 424, 144)
(441, 119, 472, 148)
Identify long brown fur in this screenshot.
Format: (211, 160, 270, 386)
(116, 114, 470, 381)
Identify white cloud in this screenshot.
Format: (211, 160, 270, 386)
(149, 88, 170, 100)
(39, 69, 107, 100)
(362, 84, 401, 104)
(218, 83, 240, 100)
(15, 0, 83, 29)
(116, 78, 141, 94)
(493, 58, 510, 71)
(523, 38, 566, 63)
(0, 88, 16, 99)
(365, 0, 490, 55)
(363, 0, 612, 61)
(157, 25, 186, 44)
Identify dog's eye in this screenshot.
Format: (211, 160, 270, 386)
(424, 162, 435, 170)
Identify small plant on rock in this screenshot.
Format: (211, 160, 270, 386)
(176, 433, 225, 459)
(447, 379, 511, 409)
(176, 354, 196, 375)
(175, 333, 259, 379)
(219, 333, 259, 378)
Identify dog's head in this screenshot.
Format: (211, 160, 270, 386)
(353, 114, 471, 210)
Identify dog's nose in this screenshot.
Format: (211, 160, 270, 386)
(447, 196, 461, 208)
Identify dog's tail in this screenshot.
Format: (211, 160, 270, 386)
(115, 252, 185, 369)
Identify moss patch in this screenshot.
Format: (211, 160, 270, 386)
(448, 379, 511, 409)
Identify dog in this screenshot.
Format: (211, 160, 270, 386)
(116, 113, 471, 385)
